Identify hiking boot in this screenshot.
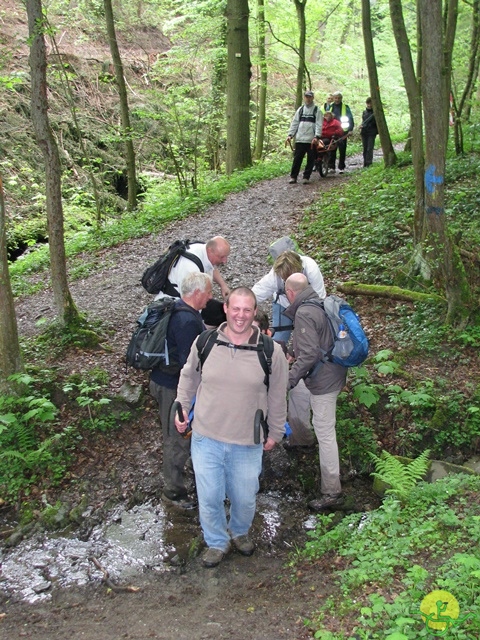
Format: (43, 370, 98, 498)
(202, 545, 230, 568)
(288, 178, 297, 184)
(302, 178, 310, 184)
(232, 534, 255, 557)
(162, 492, 197, 511)
(308, 493, 344, 512)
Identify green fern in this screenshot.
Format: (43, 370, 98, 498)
(370, 449, 431, 501)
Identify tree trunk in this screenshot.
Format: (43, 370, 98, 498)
(361, 0, 397, 167)
(420, 0, 470, 325)
(104, 0, 137, 211)
(0, 175, 24, 393)
(225, 0, 252, 174)
(389, 0, 425, 246)
(253, 0, 267, 161)
(293, 0, 307, 108)
(453, 0, 480, 154)
(443, 0, 458, 148)
(26, 0, 79, 328)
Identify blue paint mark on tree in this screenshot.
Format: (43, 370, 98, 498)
(425, 164, 444, 194)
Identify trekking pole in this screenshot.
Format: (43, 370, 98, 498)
(254, 409, 269, 445)
(170, 400, 192, 439)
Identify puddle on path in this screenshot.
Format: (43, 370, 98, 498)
(0, 492, 305, 605)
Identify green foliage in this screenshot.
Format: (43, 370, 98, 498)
(370, 449, 431, 501)
(0, 374, 71, 502)
(62, 379, 115, 432)
(300, 474, 480, 638)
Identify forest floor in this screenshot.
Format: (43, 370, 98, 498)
(2, 153, 389, 640)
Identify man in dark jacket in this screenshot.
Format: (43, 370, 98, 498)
(283, 273, 347, 511)
(360, 97, 378, 167)
(149, 271, 212, 509)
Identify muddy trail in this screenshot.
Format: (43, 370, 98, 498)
(1, 154, 381, 640)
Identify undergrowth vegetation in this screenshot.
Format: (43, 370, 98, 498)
(300, 473, 480, 639)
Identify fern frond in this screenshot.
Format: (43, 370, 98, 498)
(0, 450, 28, 463)
(370, 449, 431, 502)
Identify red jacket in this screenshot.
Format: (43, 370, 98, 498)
(321, 118, 344, 140)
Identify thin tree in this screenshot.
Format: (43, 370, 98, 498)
(103, 0, 137, 211)
(420, 0, 470, 324)
(225, 0, 252, 173)
(292, 0, 308, 108)
(0, 175, 24, 394)
(389, 0, 425, 246)
(253, 0, 267, 161)
(26, 0, 79, 327)
(361, 0, 397, 167)
(452, 0, 480, 154)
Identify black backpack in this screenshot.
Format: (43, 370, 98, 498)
(195, 329, 275, 389)
(126, 297, 199, 372)
(141, 239, 204, 295)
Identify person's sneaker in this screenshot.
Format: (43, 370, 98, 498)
(302, 178, 309, 184)
(202, 545, 230, 568)
(232, 534, 255, 557)
(162, 492, 197, 511)
(338, 169, 344, 174)
(288, 178, 297, 184)
(308, 493, 344, 511)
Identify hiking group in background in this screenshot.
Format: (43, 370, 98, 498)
(286, 88, 378, 181)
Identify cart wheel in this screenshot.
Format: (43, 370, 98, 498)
(319, 154, 328, 177)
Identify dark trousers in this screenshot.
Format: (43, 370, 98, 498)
(290, 142, 316, 180)
(330, 138, 347, 170)
(149, 380, 191, 498)
(362, 134, 376, 167)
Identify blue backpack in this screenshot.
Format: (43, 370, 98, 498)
(302, 295, 369, 368)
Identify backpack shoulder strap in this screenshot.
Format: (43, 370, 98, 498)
(258, 333, 274, 390)
(196, 328, 218, 371)
(181, 250, 204, 273)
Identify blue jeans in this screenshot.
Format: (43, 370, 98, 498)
(191, 432, 263, 550)
(272, 301, 292, 344)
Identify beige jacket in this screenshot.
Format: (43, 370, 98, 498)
(176, 324, 288, 444)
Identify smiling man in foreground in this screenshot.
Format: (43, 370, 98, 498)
(174, 287, 288, 568)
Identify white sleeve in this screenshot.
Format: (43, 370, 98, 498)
(302, 256, 326, 299)
(252, 268, 278, 303)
